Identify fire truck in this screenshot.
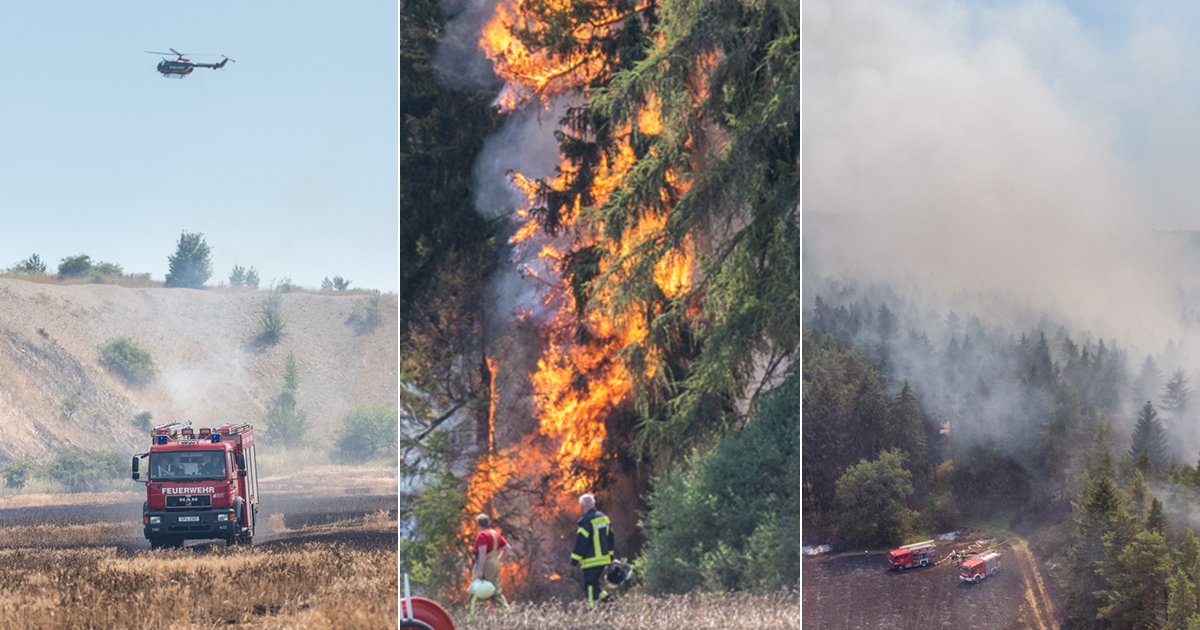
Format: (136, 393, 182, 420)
(132, 421, 259, 549)
(888, 540, 938, 570)
(959, 551, 1002, 583)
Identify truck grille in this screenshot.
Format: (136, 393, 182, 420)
(167, 495, 211, 508)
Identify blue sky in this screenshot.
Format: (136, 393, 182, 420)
(0, 1, 397, 291)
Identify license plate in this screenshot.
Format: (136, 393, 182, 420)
(178, 516, 200, 522)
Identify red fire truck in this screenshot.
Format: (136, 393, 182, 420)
(959, 551, 1002, 583)
(888, 540, 938, 570)
(132, 421, 259, 549)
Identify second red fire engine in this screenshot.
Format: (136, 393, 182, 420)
(888, 540, 938, 570)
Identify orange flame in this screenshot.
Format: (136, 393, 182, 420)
(462, 0, 700, 593)
(487, 357, 498, 452)
(479, 0, 651, 110)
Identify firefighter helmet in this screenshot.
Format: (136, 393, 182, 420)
(605, 563, 629, 585)
(468, 579, 496, 600)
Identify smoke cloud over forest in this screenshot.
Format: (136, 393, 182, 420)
(804, 1, 1200, 355)
(803, 0, 1200, 473)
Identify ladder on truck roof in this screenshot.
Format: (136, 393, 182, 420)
(898, 540, 936, 550)
(151, 420, 191, 437)
(215, 422, 251, 436)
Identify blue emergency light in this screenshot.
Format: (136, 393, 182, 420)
(156, 435, 168, 445)
(211, 433, 221, 443)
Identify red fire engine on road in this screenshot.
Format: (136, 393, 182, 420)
(888, 540, 938, 570)
(959, 551, 1002, 583)
(132, 421, 259, 548)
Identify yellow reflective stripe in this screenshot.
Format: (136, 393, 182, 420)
(577, 527, 590, 538)
(591, 517, 608, 560)
(570, 553, 583, 561)
(581, 554, 612, 569)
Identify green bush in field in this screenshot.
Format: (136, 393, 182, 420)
(335, 405, 398, 459)
(39, 450, 125, 492)
(98, 337, 156, 386)
(2, 463, 30, 489)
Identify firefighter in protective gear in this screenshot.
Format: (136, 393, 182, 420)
(570, 493, 615, 608)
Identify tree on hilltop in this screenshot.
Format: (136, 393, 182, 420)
(12, 254, 46, 274)
(57, 254, 92, 278)
(229, 265, 247, 288)
(165, 231, 212, 289)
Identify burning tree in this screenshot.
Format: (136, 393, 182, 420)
(451, 0, 799, 598)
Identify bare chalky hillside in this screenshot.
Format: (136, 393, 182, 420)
(0, 278, 396, 462)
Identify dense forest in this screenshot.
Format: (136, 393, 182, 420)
(401, 0, 799, 606)
(804, 278, 1200, 627)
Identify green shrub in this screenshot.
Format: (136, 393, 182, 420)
(2, 463, 30, 490)
(347, 290, 384, 334)
(98, 337, 156, 386)
(57, 254, 92, 279)
(639, 368, 800, 594)
(134, 411, 153, 433)
(399, 432, 468, 601)
(11, 254, 46, 274)
(263, 355, 307, 446)
(61, 394, 81, 420)
(255, 286, 286, 345)
(335, 405, 398, 459)
(638, 462, 709, 593)
(39, 450, 125, 492)
(88, 262, 123, 283)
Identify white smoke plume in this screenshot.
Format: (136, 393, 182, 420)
(804, 0, 1200, 354)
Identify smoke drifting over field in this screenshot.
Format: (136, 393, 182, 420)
(804, 0, 1200, 354)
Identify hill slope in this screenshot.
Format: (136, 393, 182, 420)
(0, 279, 396, 463)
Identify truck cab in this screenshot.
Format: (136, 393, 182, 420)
(133, 422, 259, 548)
(959, 551, 1002, 583)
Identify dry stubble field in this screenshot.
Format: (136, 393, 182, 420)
(0, 468, 398, 629)
(453, 590, 800, 630)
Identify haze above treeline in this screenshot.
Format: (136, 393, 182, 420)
(805, 1, 1200, 359)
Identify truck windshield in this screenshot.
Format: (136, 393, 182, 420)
(150, 451, 226, 481)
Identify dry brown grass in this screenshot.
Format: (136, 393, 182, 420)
(0, 503, 398, 628)
(454, 590, 800, 630)
(0, 544, 396, 629)
(0, 490, 143, 509)
(0, 522, 137, 547)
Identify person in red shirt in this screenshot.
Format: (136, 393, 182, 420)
(472, 513, 512, 611)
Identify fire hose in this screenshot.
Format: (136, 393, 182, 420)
(401, 574, 456, 630)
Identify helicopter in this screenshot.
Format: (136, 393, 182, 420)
(145, 49, 235, 78)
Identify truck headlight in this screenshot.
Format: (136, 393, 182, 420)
(149, 516, 161, 524)
(217, 513, 229, 522)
